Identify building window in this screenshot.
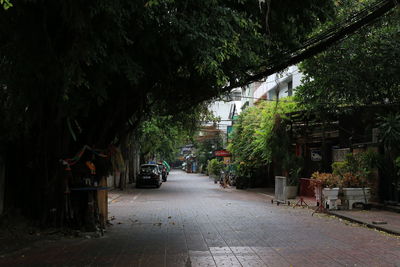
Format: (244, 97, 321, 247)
(231, 91, 241, 101)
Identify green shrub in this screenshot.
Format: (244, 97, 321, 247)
(331, 149, 379, 188)
(311, 172, 340, 188)
(332, 161, 350, 177)
(207, 159, 224, 176)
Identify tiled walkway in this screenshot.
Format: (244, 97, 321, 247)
(246, 187, 400, 236)
(1, 170, 400, 266)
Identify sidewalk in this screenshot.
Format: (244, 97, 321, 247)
(107, 184, 139, 204)
(244, 187, 400, 236)
(108, 190, 123, 204)
(327, 208, 400, 235)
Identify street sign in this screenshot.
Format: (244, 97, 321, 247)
(214, 150, 231, 157)
(310, 149, 322, 161)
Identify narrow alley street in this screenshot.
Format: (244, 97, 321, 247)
(1, 170, 400, 266)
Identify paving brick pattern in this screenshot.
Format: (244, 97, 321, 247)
(1, 170, 400, 266)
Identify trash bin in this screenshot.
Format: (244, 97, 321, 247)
(274, 176, 287, 204)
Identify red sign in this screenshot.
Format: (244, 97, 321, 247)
(214, 150, 231, 157)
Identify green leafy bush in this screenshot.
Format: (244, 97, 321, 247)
(207, 159, 224, 177)
(283, 154, 303, 186)
(331, 150, 378, 188)
(332, 161, 350, 177)
(229, 97, 299, 171)
(310, 172, 340, 188)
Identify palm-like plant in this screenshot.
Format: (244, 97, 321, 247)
(378, 112, 400, 201)
(378, 113, 400, 151)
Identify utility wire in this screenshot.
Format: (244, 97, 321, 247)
(224, 0, 398, 90)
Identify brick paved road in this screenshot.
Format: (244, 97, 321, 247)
(1, 170, 400, 266)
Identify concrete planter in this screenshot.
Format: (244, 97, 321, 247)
(343, 188, 370, 210)
(284, 185, 298, 199)
(322, 188, 340, 210)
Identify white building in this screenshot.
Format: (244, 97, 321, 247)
(206, 88, 242, 145)
(206, 66, 303, 145)
(252, 65, 302, 102)
(240, 82, 259, 110)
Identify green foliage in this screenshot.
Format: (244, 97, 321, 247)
(284, 155, 303, 186)
(258, 0, 335, 58)
(0, 0, 336, 220)
(229, 98, 299, 171)
(1, 0, 12, 10)
(377, 113, 400, 195)
(311, 172, 340, 188)
(378, 113, 400, 152)
(331, 161, 349, 177)
(296, 6, 400, 112)
(138, 101, 215, 162)
(331, 150, 378, 187)
(207, 158, 224, 176)
(0, 0, 336, 149)
(195, 136, 223, 168)
(139, 114, 192, 162)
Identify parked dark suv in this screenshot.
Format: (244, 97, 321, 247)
(136, 164, 162, 188)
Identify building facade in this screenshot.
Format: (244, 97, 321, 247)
(250, 65, 302, 104)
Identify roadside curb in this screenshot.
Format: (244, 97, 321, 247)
(326, 210, 400, 236)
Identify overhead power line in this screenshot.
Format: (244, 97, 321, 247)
(225, 0, 398, 90)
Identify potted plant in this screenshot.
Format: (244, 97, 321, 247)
(340, 172, 371, 209)
(285, 168, 300, 199)
(332, 151, 376, 209)
(282, 155, 303, 199)
(310, 172, 340, 209)
(207, 159, 224, 183)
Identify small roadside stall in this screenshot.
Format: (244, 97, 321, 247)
(61, 145, 120, 232)
(184, 154, 197, 173)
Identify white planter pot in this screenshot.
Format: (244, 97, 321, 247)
(343, 188, 370, 210)
(322, 188, 339, 210)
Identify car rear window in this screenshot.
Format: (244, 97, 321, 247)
(141, 165, 157, 173)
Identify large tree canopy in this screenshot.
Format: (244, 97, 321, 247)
(138, 103, 213, 162)
(0, 0, 336, 148)
(0, 0, 335, 221)
(296, 6, 400, 112)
